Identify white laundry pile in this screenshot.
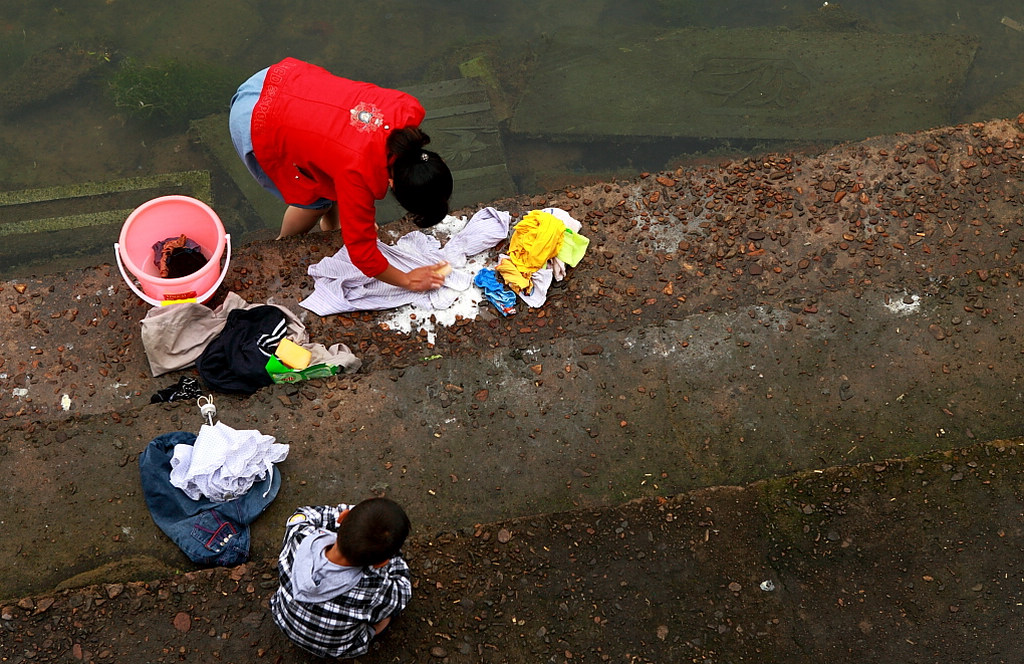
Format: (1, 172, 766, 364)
(299, 207, 511, 316)
(169, 421, 289, 502)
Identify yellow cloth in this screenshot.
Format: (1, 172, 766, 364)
(496, 210, 565, 294)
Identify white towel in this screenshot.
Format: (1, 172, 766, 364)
(170, 421, 289, 502)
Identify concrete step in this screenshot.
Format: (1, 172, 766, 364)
(0, 171, 213, 280)
(3, 436, 1023, 662)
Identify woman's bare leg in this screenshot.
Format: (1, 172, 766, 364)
(319, 204, 340, 232)
(278, 206, 324, 239)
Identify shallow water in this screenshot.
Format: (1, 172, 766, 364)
(1, 0, 1022, 280)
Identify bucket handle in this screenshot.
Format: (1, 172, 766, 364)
(114, 234, 232, 307)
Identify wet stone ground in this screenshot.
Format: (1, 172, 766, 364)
(3, 117, 1024, 662)
(3, 442, 1023, 663)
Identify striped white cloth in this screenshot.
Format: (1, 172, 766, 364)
(299, 207, 511, 315)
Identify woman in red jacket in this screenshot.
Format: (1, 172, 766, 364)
(230, 58, 453, 292)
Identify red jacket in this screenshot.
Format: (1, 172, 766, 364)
(251, 58, 426, 277)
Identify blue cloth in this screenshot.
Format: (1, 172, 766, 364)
(229, 68, 332, 211)
(138, 431, 282, 566)
(474, 268, 517, 316)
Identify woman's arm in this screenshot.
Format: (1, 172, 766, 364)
(332, 175, 448, 290)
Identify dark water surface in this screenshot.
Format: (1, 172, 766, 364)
(1, 0, 1022, 279)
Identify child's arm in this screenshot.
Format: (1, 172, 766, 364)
(372, 616, 391, 634)
(340, 559, 413, 656)
(365, 557, 413, 628)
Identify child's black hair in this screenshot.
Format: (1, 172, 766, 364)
(337, 497, 411, 567)
(387, 127, 453, 228)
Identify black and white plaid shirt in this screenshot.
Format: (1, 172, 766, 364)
(270, 504, 412, 658)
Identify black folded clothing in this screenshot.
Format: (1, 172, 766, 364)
(196, 306, 288, 394)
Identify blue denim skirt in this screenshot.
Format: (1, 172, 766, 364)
(229, 68, 332, 211)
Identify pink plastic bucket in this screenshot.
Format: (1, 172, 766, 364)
(114, 196, 231, 306)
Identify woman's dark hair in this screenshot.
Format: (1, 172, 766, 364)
(387, 127, 453, 228)
(337, 497, 411, 567)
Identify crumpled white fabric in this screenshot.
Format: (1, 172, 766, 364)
(299, 207, 511, 315)
(169, 421, 289, 502)
(507, 263, 554, 308)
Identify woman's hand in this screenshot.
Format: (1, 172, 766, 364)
(375, 262, 450, 291)
(404, 263, 449, 291)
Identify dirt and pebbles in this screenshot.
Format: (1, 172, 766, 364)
(3, 116, 1024, 662)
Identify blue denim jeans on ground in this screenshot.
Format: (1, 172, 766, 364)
(138, 431, 282, 566)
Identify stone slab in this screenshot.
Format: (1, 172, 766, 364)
(510, 27, 978, 142)
(384, 77, 516, 221)
(0, 171, 211, 280)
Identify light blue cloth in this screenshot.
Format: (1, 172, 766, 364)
(229, 68, 278, 196)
